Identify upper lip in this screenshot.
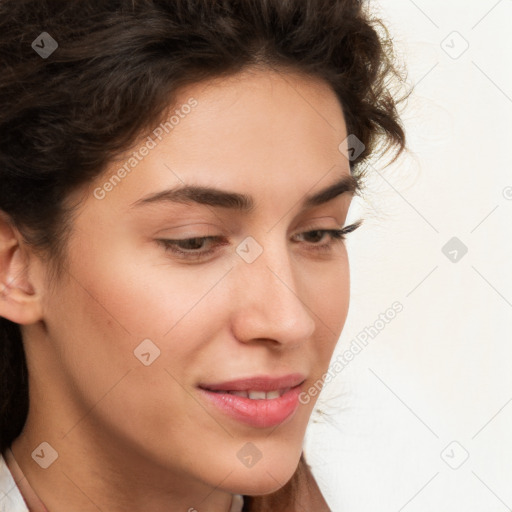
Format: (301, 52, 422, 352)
(198, 373, 307, 392)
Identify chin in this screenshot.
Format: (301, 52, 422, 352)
(219, 449, 302, 496)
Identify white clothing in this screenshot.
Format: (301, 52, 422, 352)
(0, 452, 29, 512)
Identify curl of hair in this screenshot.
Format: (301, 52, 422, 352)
(0, 0, 407, 509)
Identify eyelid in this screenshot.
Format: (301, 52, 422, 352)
(153, 222, 231, 238)
(296, 217, 363, 234)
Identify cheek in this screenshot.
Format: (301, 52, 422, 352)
(62, 226, 230, 337)
(46, 237, 236, 401)
(304, 252, 351, 368)
(43, 252, 226, 452)
(306, 249, 350, 325)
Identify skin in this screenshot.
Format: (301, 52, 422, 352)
(0, 67, 357, 512)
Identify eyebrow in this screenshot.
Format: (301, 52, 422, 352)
(129, 173, 362, 212)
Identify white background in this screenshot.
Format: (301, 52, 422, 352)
(305, 1, 512, 510)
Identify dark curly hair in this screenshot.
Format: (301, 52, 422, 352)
(0, 0, 408, 509)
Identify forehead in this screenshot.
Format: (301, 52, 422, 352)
(170, 66, 347, 151)
(78, 67, 351, 218)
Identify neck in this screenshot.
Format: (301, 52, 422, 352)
(7, 428, 239, 512)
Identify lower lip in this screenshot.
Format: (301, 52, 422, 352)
(198, 385, 303, 428)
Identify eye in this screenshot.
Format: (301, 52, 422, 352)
(156, 219, 363, 261)
(292, 219, 364, 252)
(157, 236, 226, 260)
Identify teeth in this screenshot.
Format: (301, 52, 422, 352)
(248, 390, 267, 400)
(230, 391, 249, 398)
(223, 389, 285, 399)
(209, 387, 294, 399)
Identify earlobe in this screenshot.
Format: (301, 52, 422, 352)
(0, 276, 44, 325)
(0, 214, 44, 325)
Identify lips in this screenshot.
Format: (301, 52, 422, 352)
(198, 373, 306, 393)
(197, 373, 307, 428)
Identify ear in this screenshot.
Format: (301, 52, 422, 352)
(0, 211, 44, 325)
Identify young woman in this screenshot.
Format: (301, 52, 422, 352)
(0, 0, 407, 510)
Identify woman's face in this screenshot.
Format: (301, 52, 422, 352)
(23, 68, 357, 501)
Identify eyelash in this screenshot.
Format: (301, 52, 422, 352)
(157, 219, 363, 261)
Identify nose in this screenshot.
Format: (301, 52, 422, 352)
(229, 238, 316, 349)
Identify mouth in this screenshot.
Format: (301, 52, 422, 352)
(197, 374, 307, 428)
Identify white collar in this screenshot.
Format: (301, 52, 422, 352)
(0, 452, 30, 512)
(230, 493, 244, 512)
